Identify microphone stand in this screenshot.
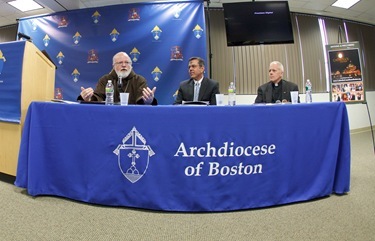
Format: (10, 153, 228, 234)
(118, 76, 123, 93)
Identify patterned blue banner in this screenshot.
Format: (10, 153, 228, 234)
(18, 1, 206, 104)
(0, 41, 25, 123)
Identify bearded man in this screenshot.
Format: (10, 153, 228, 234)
(78, 52, 157, 105)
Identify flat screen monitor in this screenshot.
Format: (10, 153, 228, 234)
(223, 1, 294, 46)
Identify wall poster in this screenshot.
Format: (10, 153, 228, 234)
(326, 42, 365, 103)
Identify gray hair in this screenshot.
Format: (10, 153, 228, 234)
(112, 52, 131, 65)
(270, 61, 284, 72)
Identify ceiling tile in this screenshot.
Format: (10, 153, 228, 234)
(304, 2, 328, 11)
(0, 0, 374, 27)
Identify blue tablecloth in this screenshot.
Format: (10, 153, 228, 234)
(15, 102, 351, 212)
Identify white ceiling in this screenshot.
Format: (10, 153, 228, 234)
(0, 0, 374, 28)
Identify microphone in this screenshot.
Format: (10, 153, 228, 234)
(118, 75, 123, 93)
(18, 32, 32, 41)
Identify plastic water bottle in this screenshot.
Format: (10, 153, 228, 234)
(228, 82, 236, 106)
(305, 79, 312, 103)
(105, 80, 114, 105)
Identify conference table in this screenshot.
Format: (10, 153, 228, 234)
(15, 101, 351, 212)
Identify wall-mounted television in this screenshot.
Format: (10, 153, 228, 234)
(223, 1, 294, 46)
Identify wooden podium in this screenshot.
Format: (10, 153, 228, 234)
(0, 41, 55, 176)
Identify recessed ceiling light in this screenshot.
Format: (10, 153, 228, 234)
(8, 0, 43, 12)
(331, 0, 361, 9)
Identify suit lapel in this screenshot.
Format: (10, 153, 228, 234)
(280, 80, 289, 100)
(198, 78, 208, 100)
(265, 82, 273, 103)
(188, 79, 195, 100)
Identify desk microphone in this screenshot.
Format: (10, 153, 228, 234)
(118, 75, 123, 93)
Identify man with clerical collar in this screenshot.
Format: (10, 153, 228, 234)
(254, 61, 299, 104)
(174, 57, 220, 105)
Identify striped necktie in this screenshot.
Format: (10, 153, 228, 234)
(193, 83, 200, 101)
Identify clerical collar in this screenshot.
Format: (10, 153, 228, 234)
(272, 80, 282, 87)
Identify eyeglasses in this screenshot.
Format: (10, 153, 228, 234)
(114, 61, 132, 66)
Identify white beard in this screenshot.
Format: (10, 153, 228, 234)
(117, 68, 131, 78)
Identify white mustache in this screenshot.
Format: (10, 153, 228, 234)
(117, 69, 131, 78)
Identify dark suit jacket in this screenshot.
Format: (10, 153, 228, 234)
(254, 79, 299, 103)
(174, 77, 220, 105)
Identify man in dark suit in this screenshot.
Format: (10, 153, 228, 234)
(174, 57, 220, 105)
(255, 61, 299, 103)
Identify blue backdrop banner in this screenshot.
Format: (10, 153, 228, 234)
(17, 1, 206, 104)
(0, 41, 25, 123)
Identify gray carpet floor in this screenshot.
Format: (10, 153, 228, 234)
(1, 130, 374, 241)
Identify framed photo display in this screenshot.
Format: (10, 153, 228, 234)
(326, 42, 365, 104)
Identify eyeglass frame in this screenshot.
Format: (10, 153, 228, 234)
(114, 61, 132, 66)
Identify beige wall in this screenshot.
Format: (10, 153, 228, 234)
(0, 25, 17, 42)
(206, 10, 375, 95)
